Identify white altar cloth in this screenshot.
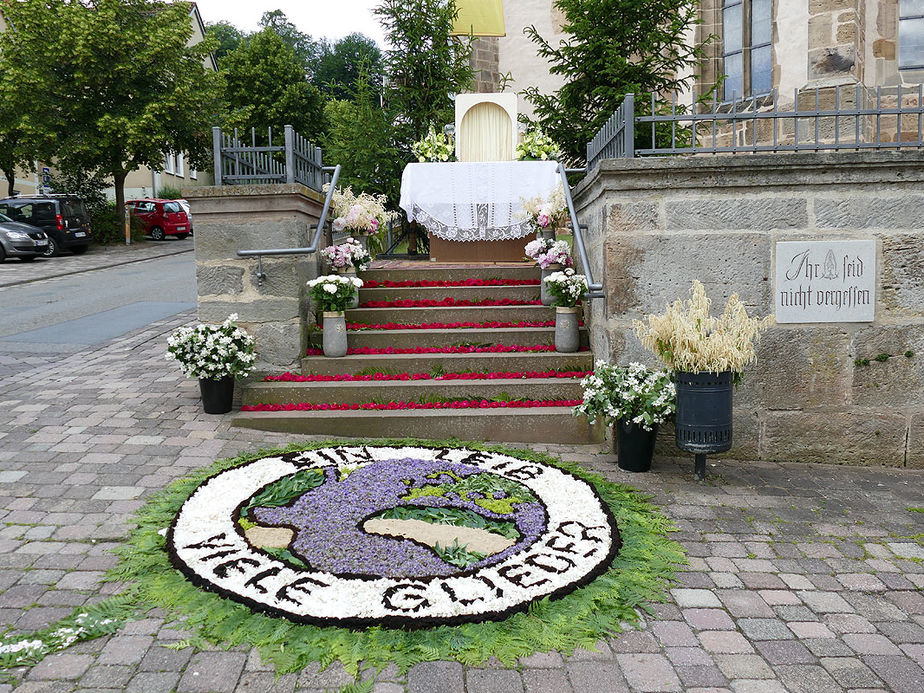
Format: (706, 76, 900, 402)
(399, 161, 561, 242)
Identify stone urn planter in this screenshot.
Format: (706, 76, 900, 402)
(554, 306, 580, 353)
(322, 311, 348, 357)
(540, 263, 563, 306)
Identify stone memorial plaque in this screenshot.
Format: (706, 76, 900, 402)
(775, 240, 876, 323)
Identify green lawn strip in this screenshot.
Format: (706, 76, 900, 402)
(98, 438, 685, 678)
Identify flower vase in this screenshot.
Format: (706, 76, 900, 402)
(538, 228, 555, 241)
(335, 267, 360, 308)
(322, 311, 348, 357)
(199, 376, 234, 414)
(352, 235, 369, 253)
(540, 263, 563, 306)
(615, 419, 658, 473)
(554, 306, 580, 353)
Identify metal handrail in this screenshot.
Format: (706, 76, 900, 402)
(558, 163, 604, 300)
(236, 165, 341, 285)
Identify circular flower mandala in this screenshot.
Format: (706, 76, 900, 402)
(168, 446, 620, 627)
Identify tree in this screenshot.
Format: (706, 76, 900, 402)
(220, 28, 327, 142)
(0, 82, 35, 196)
(0, 0, 224, 224)
(374, 0, 473, 149)
(207, 21, 246, 63)
(260, 10, 321, 76)
(314, 33, 384, 101)
(524, 0, 707, 160)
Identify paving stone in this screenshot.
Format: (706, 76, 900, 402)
(406, 662, 463, 693)
(797, 590, 855, 613)
(27, 654, 93, 680)
(97, 636, 154, 666)
(683, 608, 736, 630)
(672, 588, 722, 608)
(824, 613, 876, 633)
(729, 680, 788, 693)
(774, 664, 841, 693)
(466, 669, 523, 693)
(615, 654, 681, 691)
(568, 639, 613, 660)
(606, 631, 660, 654)
(863, 655, 924, 693)
(713, 654, 774, 679)
(844, 632, 904, 655)
(802, 637, 855, 657)
(565, 662, 628, 692)
(788, 621, 835, 639)
(518, 651, 563, 668)
(698, 631, 754, 654)
(820, 656, 883, 688)
(523, 669, 572, 693)
(716, 590, 774, 618)
(126, 671, 180, 693)
(737, 618, 794, 641)
(176, 652, 246, 693)
(837, 573, 887, 591)
(79, 665, 133, 689)
(652, 621, 698, 647)
(754, 640, 815, 664)
(664, 647, 714, 667)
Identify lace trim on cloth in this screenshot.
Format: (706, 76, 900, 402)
(411, 204, 535, 242)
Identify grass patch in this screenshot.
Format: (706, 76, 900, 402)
(104, 438, 684, 676)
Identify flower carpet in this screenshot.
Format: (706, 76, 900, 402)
(113, 440, 684, 675)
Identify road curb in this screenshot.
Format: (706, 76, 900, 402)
(0, 246, 194, 289)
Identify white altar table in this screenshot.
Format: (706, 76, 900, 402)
(399, 161, 560, 261)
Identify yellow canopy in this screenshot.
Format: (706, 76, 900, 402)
(451, 0, 506, 37)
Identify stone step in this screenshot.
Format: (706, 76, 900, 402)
(346, 304, 553, 325)
(328, 326, 587, 350)
(299, 350, 594, 375)
(360, 284, 540, 303)
(242, 377, 586, 406)
(231, 407, 603, 444)
(362, 264, 538, 283)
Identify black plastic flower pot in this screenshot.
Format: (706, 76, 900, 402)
(674, 370, 734, 480)
(615, 419, 658, 473)
(199, 376, 235, 414)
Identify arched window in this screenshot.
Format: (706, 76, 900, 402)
(722, 0, 772, 100)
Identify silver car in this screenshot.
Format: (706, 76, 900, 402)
(0, 213, 49, 262)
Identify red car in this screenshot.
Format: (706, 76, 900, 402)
(127, 199, 191, 240)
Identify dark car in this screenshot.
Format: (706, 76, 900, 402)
(127, 199, 190, 240)
(0, 195, 91, 257)
(0, 213, 49, 262)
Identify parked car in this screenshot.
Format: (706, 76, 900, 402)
(176, 199, 193, 235)
(0, 195, 92, 257)
(127, 199, 190, 240)
(0, 213, 50, 262)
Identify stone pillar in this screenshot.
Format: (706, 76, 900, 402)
(808, 0, 865, 85)
(185, 184, 324, 373)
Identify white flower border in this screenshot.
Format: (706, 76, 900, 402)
(168, 446, 619, 627)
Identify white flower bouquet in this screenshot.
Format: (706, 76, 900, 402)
(307, 274, 363, 313)
(521, 187, 569, 232)
(516, 127, 562, 161)
(320, 238, 371, 272)
(325, 185, 398, 236)
(166, 314, 256, 380)
(525, 238, 574, 269)
(544, 268, 587, 307)
(411, 125, 454, 162)
(633, 280, 773, 374)
(574, 361, 676, 431)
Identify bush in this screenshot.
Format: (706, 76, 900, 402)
(156, 185, 184, 200)
(92, 202, 144, 245)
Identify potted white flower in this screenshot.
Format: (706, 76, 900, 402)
(307, 274, 364, 357)
(634, 280, 773, 480)
(543, 268, 587, 353)
(166, 314, 256, 414)
(574, 362, 676, 472)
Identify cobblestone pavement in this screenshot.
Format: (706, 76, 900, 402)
(0, 237, 193, 289)
(0, 310, 922, 692)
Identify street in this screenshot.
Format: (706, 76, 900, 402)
(0, 242, 196, 378)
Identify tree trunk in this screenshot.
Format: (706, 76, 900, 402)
(113, 169, 128, 229)
(4, 168, 14, 197)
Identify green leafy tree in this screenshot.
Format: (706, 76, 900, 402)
(524, 0, 708, 160)
(206, 21, 246, 63)
(221, 28, 327, 142)
(0, 0, 224, 224)
(374, 0, 473, 148)
(314, 33, 384, 101)
(260, 10, 321, 75)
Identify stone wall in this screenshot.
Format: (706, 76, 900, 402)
(572, 151, 924, 468)
(184, 184, 324, 373)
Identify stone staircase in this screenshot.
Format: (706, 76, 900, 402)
(232, 264, 602, 444)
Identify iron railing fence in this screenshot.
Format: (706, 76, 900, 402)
(212, 125, 324, 191)
(587, 85, 924, 169)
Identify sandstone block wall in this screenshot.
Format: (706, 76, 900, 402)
(572, 151, 924, 467)
(185, 184, 324, 373)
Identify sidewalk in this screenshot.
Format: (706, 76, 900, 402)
(0, 312, 922, 692)
(0, 237, 193, 289)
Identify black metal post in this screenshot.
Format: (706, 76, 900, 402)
(695, 454, 707, 481)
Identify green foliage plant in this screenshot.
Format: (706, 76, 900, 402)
(523, 0, 709, 160)
(110, 438, 685, 676)
(156, 185, 185, 200)
(91, 202, 145, 245)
